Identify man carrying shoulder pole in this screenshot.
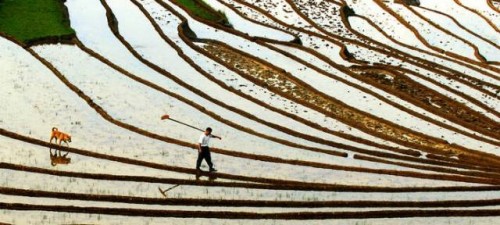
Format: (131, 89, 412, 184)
(161, 115, 222, 172)
(197, 127, 221, 172)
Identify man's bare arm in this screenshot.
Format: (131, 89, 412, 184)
(211, 135, 222, 140)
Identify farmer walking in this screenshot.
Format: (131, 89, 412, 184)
(197, 127, 221, 172)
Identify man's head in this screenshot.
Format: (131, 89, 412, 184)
(205, 127, 212, 135)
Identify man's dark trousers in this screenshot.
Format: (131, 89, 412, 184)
(196, 146, 214, 170)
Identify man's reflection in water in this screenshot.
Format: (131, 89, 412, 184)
(195, 170, 217, 181)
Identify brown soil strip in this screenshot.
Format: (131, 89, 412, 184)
(3, 186, 500, 208)
(5, 159, 500, 193)
(416, 6, 500, 56)
(214, 0, 301, 41)
(454, 0, 499, 33)
(3, 161, 393, 192)
(374, 0, 488, 64)
(0, 162, 286, 191)
(353, 154, 500, 180)
(404, 5, 498, 64)
(403, 3, 498, 65)
(210, 147, 500, 184)
(2, 202, 500, 219)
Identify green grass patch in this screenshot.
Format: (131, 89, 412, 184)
(173, 0, 230, 26)
(0, 0, 75, 44)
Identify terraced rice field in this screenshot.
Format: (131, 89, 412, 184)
(0, 0, 499, 224)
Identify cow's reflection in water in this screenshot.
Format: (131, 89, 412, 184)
(49, 149, 71, 166)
